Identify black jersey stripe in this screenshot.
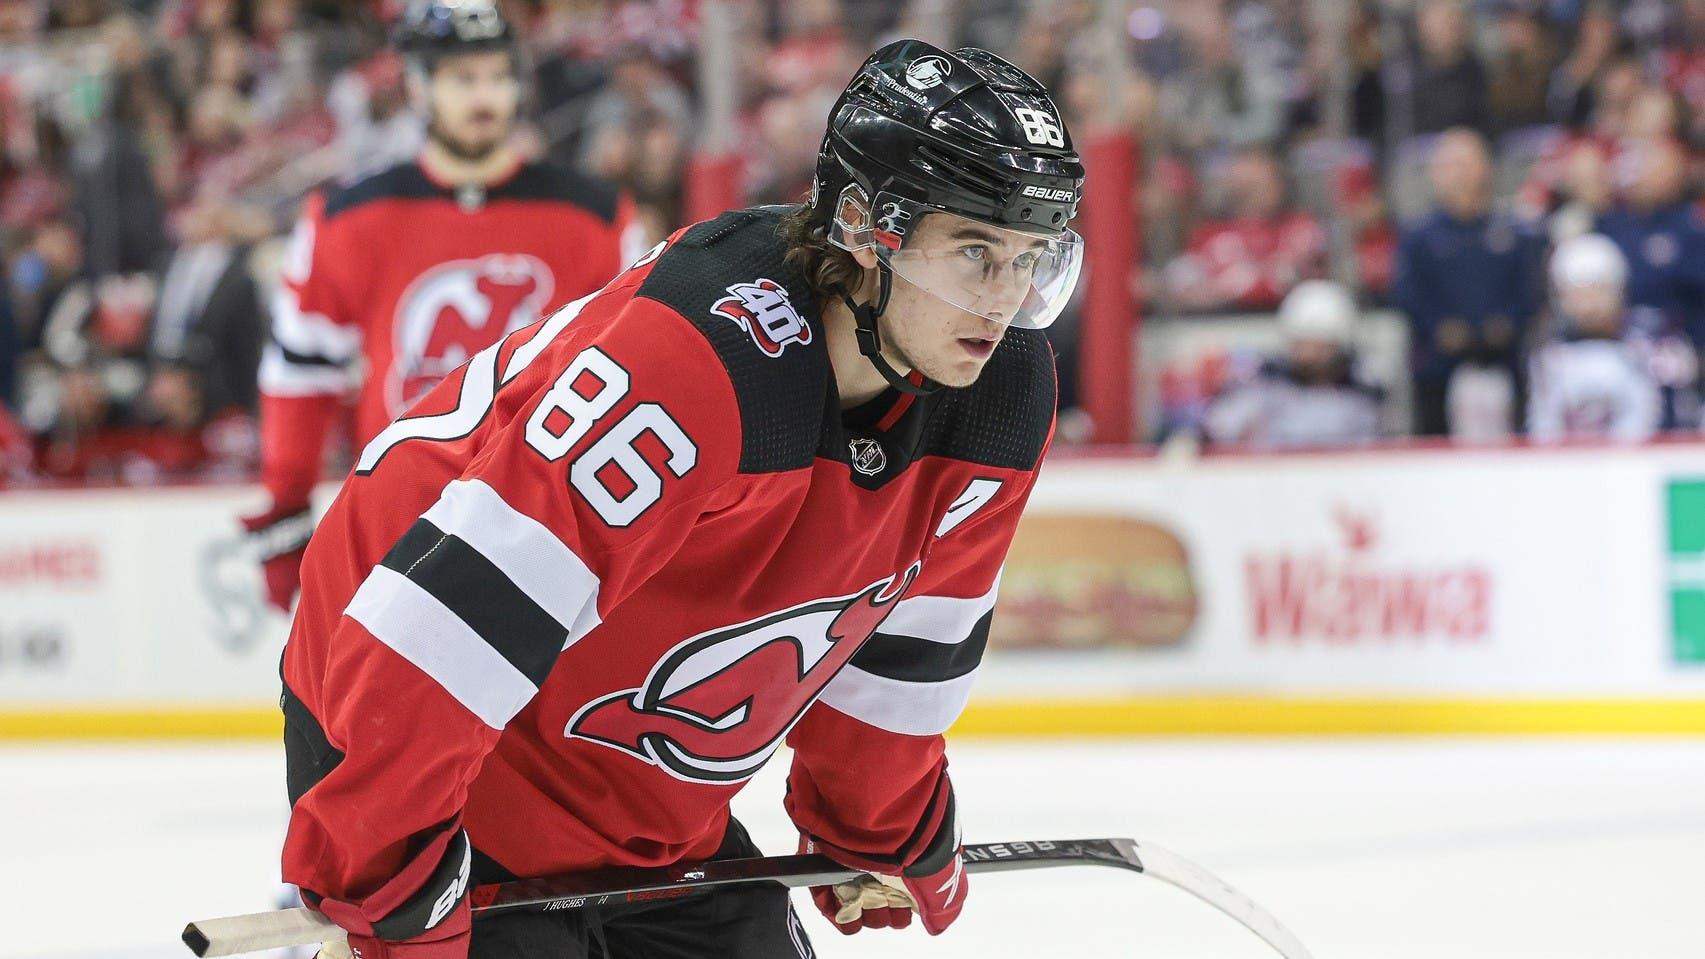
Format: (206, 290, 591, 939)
(270, 335, 349, 369)
(848, 610, 992, 683)
(379, 519, 567, 686)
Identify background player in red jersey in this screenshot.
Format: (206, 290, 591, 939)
(243, 0, 639, 612)
(279, 39, 1082, 959)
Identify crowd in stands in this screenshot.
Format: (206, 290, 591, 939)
(0, 0, 1701, 484)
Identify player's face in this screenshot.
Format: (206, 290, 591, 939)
(1560, 281, 1623, 335)
(424, 50, 519, 160)
(876, 215, 1047, 387)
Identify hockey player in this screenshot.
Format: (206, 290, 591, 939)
(244, 0, 639, 612)
(1202, 280, 1384, 449)
(1527, 233, 1660, 442)
(278, 39, 1082, 959)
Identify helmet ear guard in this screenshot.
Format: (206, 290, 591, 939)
(829, 185, 942, 397)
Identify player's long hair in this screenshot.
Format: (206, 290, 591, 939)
(779, 202, 864, 303)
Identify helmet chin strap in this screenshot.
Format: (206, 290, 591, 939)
(842, 264, 942, 397)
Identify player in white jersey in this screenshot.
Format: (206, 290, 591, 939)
(1527, 233, 1660, 443)
(1203, 280, 1384, 449)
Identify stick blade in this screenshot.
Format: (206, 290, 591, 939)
(1123, 841, 1315, 959)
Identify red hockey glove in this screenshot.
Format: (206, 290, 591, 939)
(338, 926, 468, 959)
(799, 789, 968, 936)
(307, 830, 473, 959)
(241, 501, 314, 612)
(800, 834, 967, 936)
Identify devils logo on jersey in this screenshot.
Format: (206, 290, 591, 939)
(567, 564, 920, 783)
(711, 278, 813, 357)
(389, 253, 556, 412)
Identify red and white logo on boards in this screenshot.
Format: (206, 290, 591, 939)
(1244, 506, 1492, 644)
(712, 278, 813, 357)
(567, 564, 919, 783)
(390, 253, 556, 413)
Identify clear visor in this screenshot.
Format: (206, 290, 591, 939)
(830, 192, 1083, 330)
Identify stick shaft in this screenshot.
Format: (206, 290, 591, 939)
(182, 838, 1309, 959)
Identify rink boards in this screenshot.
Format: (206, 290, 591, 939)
(5, 442, 1705, 737)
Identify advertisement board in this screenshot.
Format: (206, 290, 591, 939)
(5, 444, 1705, 736)
(978, 445, 1705, 710)
(0, 485, 288, 711)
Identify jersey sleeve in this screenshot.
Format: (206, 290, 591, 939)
(784, 436, 1052, 870)
(257, 192, 365, 507)
(281, 296, 742, 942)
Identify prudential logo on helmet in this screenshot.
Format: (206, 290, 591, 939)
(905, 56, 952, 90)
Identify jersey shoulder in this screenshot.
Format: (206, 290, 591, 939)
(635, 206, 829, 475)
(496, 162, 621, 224)
(921, 327, 1056, 471)
(321, 162, 438, 220)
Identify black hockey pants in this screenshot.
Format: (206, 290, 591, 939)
(468, 819, 814, 959)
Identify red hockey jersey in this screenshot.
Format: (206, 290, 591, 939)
(257, 159, 638, 509)
(279, 208, 1056, 940)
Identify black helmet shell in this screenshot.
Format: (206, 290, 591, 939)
(394, 0, 516, 68)
(815, 39, 1085, 235)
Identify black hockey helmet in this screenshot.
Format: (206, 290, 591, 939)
(811, 40, 1086, 392)
(394, 0, 518, 71)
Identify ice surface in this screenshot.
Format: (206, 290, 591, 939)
(4, 738, 1703, 958)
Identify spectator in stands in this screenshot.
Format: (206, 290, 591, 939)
(1411, 0, 1490, 136)
(1528, 233, 1660, 442)
(327, 51, 423, 183)
(1161, 5, 1287, 154)
(1547, 4, 1621, 128)
(0, 283, 15, 410)
(1203, 280, 1385, 449)
(1338, 161, 1396, 297)
(9, 219, 82, 358)
(71, 117, 168, 281)
(1163, 147, 1326, 314)
(1393, 128, 1541, 436)
(1348, 0, 1388, 146)
(1595, 137, 1705, 427)
(1547, 140, 1615, 243)
(31, 271, 158, 473)
(1488, 2, 1557, 135)
(1657, 0, 1705, 147)
(143, 193, 264, 444)
(1597, 138, 1705, 343)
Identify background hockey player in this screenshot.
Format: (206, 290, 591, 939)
(1527, 233, 1660, 443)
(1203, 280, 1384, 449)
(278, 38, 1081, 959)
(243, 0, 639, 612)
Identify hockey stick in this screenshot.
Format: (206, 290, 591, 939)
(183, 837, 1312, 959)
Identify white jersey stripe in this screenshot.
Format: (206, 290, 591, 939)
(878, 572, 1002, 643)
(421, 479, 604, 646)
(816, 665, 981, 737)
(258, 343, 356, 396)
(346, 565, 539, 729)
(270, 286, 362, 362)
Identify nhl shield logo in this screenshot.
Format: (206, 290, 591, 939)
(712, 279, 813, 357)
(849, 437, 886, 476)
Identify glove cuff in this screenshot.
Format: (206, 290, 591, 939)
(245, 504, 314, 561)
